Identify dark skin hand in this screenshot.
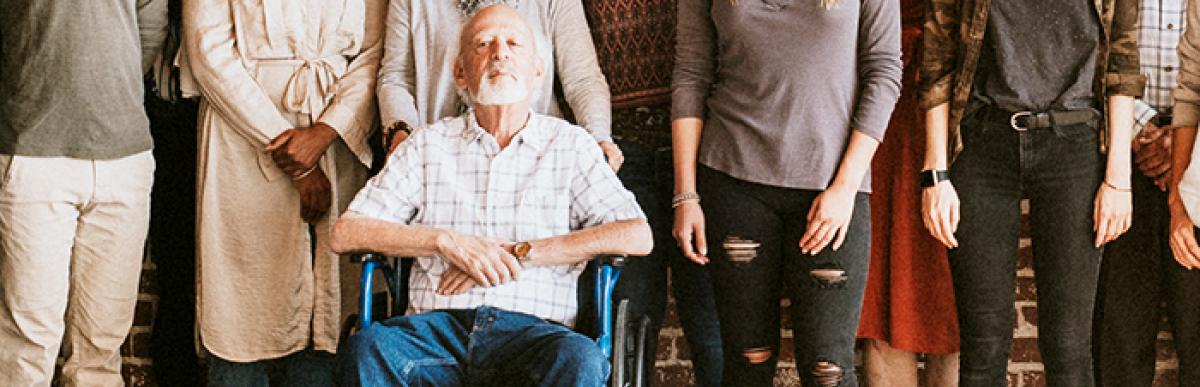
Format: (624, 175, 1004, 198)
(1132, 122, 1173, 190)
(295, 166, 332, 223)
(266, 122, 341, 176)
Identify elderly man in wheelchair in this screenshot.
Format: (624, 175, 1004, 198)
(330, 4, 652, 386)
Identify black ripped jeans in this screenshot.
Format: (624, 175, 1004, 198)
(697, 165, 871, 387)
(949, 113, 1103, 387)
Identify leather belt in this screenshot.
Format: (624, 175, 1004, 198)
(980, 106, 1098, 131)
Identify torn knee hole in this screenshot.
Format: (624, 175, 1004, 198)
(809, 263, 848, 288)
(723, 236, 761, 263)
(741, 347, 773, 364)
(810, 360, 844, 387)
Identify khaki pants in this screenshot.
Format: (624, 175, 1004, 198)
(0, 151, 154, 387)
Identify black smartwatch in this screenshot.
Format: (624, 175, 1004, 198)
(919, 169, 950, 188)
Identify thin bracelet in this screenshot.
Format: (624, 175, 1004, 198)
(671, 192, 701, 208)
(292, 165, 318, 181)
(1102, 180, 1131, 192)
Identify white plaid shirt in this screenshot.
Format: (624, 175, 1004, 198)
(347, 111, 644, 326)
(1135, 0, 1187, 134)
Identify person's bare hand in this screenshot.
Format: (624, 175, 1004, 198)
(437, 265, 479, 295)
(921, 181, 960, 248)
(294, 166, 331, 223)
(599, 141, 624, 172)
(434, 232, 522, 287)
(1134, 123, 1172, 182)
(1094, 183, 1132, 247)
(800, 184, 857, 255)
(672, 201, 708, 265)
(266, 123, 340, 176)
(1170, 193, 1200, 269)
(387, 130, 409, 155)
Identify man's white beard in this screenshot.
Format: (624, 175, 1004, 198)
(474, 62, 529, 105)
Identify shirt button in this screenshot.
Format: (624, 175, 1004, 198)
(1169, 23, 1176, 29)
(1166, 66, 1176, 72)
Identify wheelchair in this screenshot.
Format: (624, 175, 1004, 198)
(342, 254, 650, 387)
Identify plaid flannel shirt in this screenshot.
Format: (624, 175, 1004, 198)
(1134, 0, 1187, 135)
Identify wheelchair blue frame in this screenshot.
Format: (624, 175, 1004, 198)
(354, 255, 625, 360)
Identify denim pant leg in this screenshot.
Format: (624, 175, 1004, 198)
(1171, 232, 1200, 387)
(1025, 123, 1103, 387)
(336, 311, 471, 387)
(466, 307, 609, 387)
(206, 354, 270, 387)
(783, 193, 870, 387)
(1094, 168, 1168, 387)
(949, 122, 1025, 387)
(670, 247, 724, 387)
(699, 166, 785, 387)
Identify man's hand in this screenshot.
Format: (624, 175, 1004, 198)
(434, 231, 522, 287)
(1170, 192, 1200, 269)
(921, 181, 960, 248)
(1133, 122, 1172, 190)
(799, 184, 857, 255)
(599, 141, 624, 172)
(295, 166, 332, 223)
(1094, 182, 1133, 247)
(387, 130, 410, 155)
(266, 123, 341, 176)
(437, 265, 479, 295)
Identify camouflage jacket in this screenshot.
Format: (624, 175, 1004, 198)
(918, 0, 1145, 163)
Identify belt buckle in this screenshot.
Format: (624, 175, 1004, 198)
(1009, 111, 1032, 131)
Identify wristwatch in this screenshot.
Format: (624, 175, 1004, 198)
(512, 241, 533, 263)
(919, 169, 950, 188)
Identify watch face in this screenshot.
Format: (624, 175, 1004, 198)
(514, 242, 531, 259)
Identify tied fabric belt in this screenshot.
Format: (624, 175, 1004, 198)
(259, 55, 349, 120)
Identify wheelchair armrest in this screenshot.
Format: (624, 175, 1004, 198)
(599, 255, 628, 268)
(350, 253, 390, 263)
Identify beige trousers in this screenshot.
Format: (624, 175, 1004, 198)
(0, 151, 154, 387)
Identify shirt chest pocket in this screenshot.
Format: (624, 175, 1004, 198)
(516, 188, 571, 241)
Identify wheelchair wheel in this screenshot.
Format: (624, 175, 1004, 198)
(632, 314, 650, 387)
(611, 299, 631, 387)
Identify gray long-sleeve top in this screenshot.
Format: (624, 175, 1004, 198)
(672, 0, 902, 191)
(0, 0, 168, 159)
(378, 0, 613, 142)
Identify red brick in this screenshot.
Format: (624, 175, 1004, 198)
(1154, 368, 1178, 386)
(122, 363, 156, 387)
(1018, 245, 1033, 271)
(1020, 370, 1046, 387)
(1020, 305, 1038, 326)
(1011, 337, 1042, 363)
(655, 364, 694, 386)
(1008, 372, 1019, 387)
(655, 334, 675, 362)
(1156, 338, 1177, 360)
(1015, 277, 1037, 302)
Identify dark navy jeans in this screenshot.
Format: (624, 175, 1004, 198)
(950, 112, 1103, 387)
(577, 139, 724, 387)
(336, 306, 608, 387)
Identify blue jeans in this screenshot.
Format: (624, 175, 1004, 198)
(337, 306, 609, 387)
(206, 348, 333, 387)
(577, 139, 724, 387)
(950, 108, 1103, 387)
